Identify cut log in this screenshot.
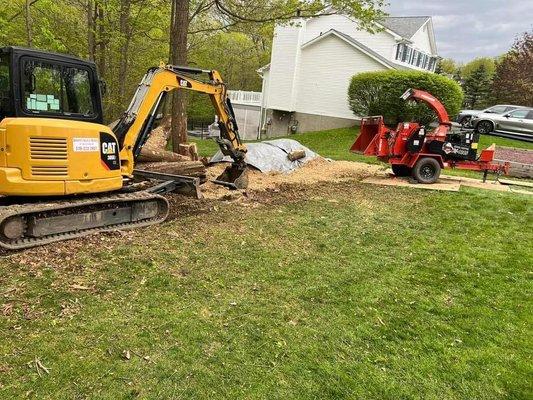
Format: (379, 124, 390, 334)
(178, 143, 199, 161)
(138, 148, 190, 163)
(138, 118, 193, 162)
(137, 161, 207, 183)
(288, 149, 306, 161)
(188, 143, 199, 161)
(144, 118, 171, 150)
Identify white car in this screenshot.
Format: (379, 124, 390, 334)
(472, 108, 533, 142)
(456, 105, 522, 128)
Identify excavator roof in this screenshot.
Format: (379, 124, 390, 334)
(0, 46, 97, 69)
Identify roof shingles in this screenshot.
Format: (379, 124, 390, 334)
(381, 16, 430, 39)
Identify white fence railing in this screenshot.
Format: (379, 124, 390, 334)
(228, 90, 262, 105)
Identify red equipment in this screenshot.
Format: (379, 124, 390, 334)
(351, 89, 509, 183)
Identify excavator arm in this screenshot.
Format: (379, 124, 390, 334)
(113, 63, 248, 188)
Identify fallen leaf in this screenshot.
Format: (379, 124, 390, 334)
(71, 284, 90, 291)
(1, 303, 13, 316)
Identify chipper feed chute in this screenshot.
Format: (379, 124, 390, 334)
(350, 116, 387, 156)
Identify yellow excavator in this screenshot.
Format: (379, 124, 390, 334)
(0, 46, 248, 250)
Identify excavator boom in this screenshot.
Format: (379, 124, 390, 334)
(113, 63, 248, 189)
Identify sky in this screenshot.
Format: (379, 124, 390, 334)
(386, 0, 533, 63)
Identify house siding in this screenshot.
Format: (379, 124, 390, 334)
(258, 14, 438, 136)
(295, 34, 388, 120)
(304, 14, 397, 60)
(264, 20, 306, 111)
(410, 22, 433, 54)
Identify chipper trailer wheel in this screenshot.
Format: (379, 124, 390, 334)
(412, 157, 441, 184)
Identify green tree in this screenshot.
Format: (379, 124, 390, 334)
(348, 70, 464, 126)
(463, 63, 493, 109)
(435, 58, 457, 75)
(461, 57, 496, 79)
(491, 30, 533, 107)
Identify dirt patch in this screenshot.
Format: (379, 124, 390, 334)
(202, 158, 383, 200)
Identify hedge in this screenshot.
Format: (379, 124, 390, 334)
(348, 70, 464, 126)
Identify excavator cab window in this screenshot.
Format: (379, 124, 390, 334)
(21, 59, 96, 118)
(0, 54, 12, 121)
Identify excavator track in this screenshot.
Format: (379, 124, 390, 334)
(0, 191, 169, 250)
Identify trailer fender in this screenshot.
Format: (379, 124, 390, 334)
(405, 153, 445, 169)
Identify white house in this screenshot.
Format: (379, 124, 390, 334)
(258, 14, 439, 136)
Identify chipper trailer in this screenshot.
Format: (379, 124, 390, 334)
(350, 89, 509, 184)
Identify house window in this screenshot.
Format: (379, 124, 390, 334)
(396, 43, 435, 71)
(417, 52, 423, 67)
(396, 44, 405, 61)
(428, 57, 436, 71)
(403, 46, 412, 63)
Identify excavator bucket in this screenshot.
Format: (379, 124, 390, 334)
(350, 116, 386, 156)
(213, 163, 249, 190)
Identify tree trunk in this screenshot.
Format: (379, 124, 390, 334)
(169, 0, 189, 151)
(96, 3, 107, 77)
(87, 0, 96, 61)
(118, 0, 132, 113)
(25, 0, 33, 47)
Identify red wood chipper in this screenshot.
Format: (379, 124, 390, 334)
(350, 89, 509, 183)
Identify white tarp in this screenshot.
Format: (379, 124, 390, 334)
(210, 139, 320, 173)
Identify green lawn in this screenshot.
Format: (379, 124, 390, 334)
(193, 127, 533, 159)
(1, 184, 531, 398)
(1, 128, 532, 399)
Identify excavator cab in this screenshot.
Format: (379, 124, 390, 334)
(0, 46, 104, 123)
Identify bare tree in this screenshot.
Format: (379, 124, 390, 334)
(169, 0, 190, 151)
(492, 30, 533, 107)
(25, 0, 33, 47)
(87, 0, 97, 61)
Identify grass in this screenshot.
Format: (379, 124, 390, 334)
(0, 184, 531, 398)
(192, 127, 375, 162)
(1, 127, 531, 398)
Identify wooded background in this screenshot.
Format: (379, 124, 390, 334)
(2, 1, 530, 146)
(1, 1, 272, 124)
(0, 0, 385, 150)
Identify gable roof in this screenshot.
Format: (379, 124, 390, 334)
(381, 16, 430, 39)
(301, 29, 398, 70)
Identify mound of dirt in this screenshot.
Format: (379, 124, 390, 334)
(202, 158, 384, 200)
